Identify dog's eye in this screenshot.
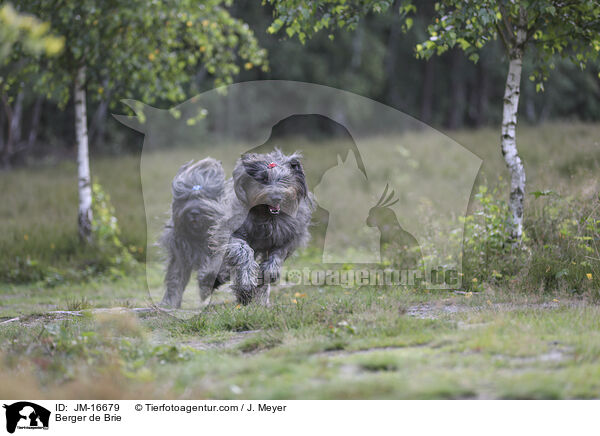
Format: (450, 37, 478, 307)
(289, 159, 301, 170)
(243, 161, 269, 183)
(249, 168, 269, 184)
(258, 171, 269, 183)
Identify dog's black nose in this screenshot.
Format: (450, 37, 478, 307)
(189, 209, 201, 219)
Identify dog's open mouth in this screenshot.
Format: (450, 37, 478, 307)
(268, 205, 281, 215)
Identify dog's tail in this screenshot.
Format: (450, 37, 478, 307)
(172, 157, 225, 202)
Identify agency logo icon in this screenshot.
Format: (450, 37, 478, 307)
(3, 402, 50, 434)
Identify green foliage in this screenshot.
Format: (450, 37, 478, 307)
(1, 255, 46, 284)
(14, 0, 267, 107)
(268, 0, 600, 89)
(0, 3, 63, 63)
(462, 183, 526, 290)
(65, 296, 93, 311)
(522, 193, 600, 295)
(1, 314, 197, 385)
(0, 181, 139, 285)
(417, 1, 600, 85)
(5, 292, 600, 399)
(0, 2, 63, 109)
(237, 332, 283, 353)
(266, 0, 397, 43)
(460, 181, 600, 295)
(1, 124, 598, 294)
(90, 182, 137, 278)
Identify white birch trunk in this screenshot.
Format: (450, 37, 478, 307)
(74, 65, 93, 243)
(501, 9, 527, 242)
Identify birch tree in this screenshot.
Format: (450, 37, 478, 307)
(15, 0, 267, 242)
(416, 0, 600, 242)
(266, 0, 600, 242)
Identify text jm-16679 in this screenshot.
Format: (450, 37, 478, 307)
(70, 404, 120, 412)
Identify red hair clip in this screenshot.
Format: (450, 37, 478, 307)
(267, 162, 277, 168)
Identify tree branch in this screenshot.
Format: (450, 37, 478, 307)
(495, 22, 511, 53)
(498, 2, 515, 44)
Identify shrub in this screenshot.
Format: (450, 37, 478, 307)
(461, 184, 527, 291)
(521, 192, 599, 295)
(88, 182, 137, 278)
(461, 180, 599, 296)
(0, 182, 138, 285)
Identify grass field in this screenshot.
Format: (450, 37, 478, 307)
(1, 122, 599, 399)
(2, 290, 600, 399)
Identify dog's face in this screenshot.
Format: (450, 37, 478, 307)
(171, 158, 224, 235)
(174, 199, 209, 233)
(233, 149, 308, 217)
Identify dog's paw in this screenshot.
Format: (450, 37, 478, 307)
(198, 286, 214, 302)
(232, 283, 255, 305)
(231, 261, 258, 305)
(255, 283, 271, 306)
(158, 295, 182, 309)
(259, 260, 280, 284)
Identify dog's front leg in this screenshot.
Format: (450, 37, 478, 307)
(259, 250, 285, 284)
(257, 250, 286, 306)
(225, 237, 258, 305)
(197, 254, 225, 304)
(161, 256, 192, 308)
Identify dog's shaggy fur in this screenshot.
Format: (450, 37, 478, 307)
(159, 158, 226, 308)
(160, 149, 314, 307)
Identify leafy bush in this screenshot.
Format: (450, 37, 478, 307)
(89, 182, 137, 277)
(0, 182, 139, 285)
(462, 184, 527, 291)
(2, 256, 47, 283)
(461, 181, 599, 296)
(521, 192, 599, 295)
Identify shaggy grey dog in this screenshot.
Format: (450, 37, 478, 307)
(160, 149, 314, 307)
(159, 158, 227, 308)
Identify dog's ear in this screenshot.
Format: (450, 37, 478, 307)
(288, 152, 308, 198)
(287, 151, 304, 169)
(232, 158, 250, 204)
(240, 154, 268, 183)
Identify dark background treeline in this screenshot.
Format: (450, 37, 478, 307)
(2, 1, 599, 166)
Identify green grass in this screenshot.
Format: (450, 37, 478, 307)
(1, 290, 600, 399)
(1, 121, 600, 399)
(2, 121, 599, 281)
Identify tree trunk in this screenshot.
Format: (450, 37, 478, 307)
(1, 90, 24, 169)
(501, 9, 527, 242)
(350, 24, 363, 69)
(384, 18, 402, 109)
(89, 79, 110, 146)
(26, 97, 43, 149)
(448, 50, 466, 130)
(477, 61, 490, 126)
(89, 96, 109, 146)
(420, 58, 435, 125)
(74, 65, 93, 243)
(10, 91, 24, 145)
(0, 101, 5, 159)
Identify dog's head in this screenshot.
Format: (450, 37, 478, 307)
(171, 158, 224, 234)
(232, 149, 308, 217)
